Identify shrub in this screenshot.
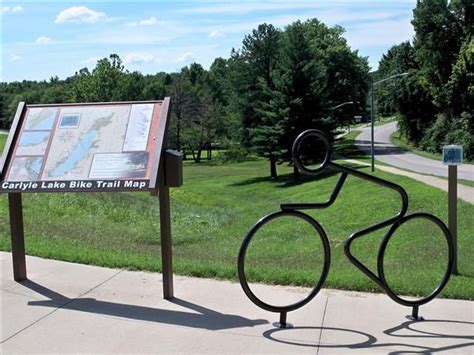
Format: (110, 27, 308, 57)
(420, 112, 472, 160)
(217, 144, 251, 163)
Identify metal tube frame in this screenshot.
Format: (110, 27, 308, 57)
(239, 129, 454, 325)
(282, 160, 409, 292)
(285, 130, 453, 318)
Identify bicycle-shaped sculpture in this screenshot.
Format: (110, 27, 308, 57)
(238, 129, 454, 328)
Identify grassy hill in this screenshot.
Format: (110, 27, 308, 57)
(0, 134, 6, 151)
(1, 136, 472, 300)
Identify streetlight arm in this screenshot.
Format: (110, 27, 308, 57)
(374, 72, 409, 86)
(329, 101, 354, 110)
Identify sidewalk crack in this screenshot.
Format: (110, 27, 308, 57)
(317, 296, 329, 355)
(1, 269, 123, 344)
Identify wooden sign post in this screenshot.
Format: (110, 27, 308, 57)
(442, 145, 463, 275)
(1, 98, 182, 299)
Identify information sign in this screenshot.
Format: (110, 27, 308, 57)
(442, 145, 463, 165)
(0, 100, 170, 193)
(3, 98, 181, 300)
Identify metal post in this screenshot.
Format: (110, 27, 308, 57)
(159, 176, 174, 299)
(370, 79, 375, 172)
(448, 165, 458, 274)
(8, 193, 27, 281)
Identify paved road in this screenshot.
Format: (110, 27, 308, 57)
(355, 121, 474, 181)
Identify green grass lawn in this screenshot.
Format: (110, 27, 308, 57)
(390, 130, 473, 165)
(0, 134, 6, 152)
(390, 131, 443, 161)
(1, 135, 473, 300)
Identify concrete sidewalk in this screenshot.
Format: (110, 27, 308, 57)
(1, 252, 473, 354)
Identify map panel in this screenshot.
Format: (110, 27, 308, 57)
(24, 107, 57, 130)
(123, 104, 154, 151)
(89, 152, 148, 179)
(59, 114, 81, 128)
(16, 131, 51, 156)
(1, 100, 167, 193)
(42, 106, 132, 180)
(8, 156, 43, 181)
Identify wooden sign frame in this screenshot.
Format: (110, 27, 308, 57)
(2, 98, 181, 300)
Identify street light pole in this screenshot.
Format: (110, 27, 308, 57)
(370, 79, 375, 172)
(370, 72, 409, 172)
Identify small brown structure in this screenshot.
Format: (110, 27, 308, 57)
(1, 98, 182, 299)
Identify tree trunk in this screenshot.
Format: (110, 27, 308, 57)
(196, 148, 202, 163)
(270, 155, 277, 179)
(190, 148, 197, 163)
(176, 116, 181, 152)
(293, 165, 300, 181)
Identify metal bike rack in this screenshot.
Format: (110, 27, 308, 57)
(238, 129, 455, 328)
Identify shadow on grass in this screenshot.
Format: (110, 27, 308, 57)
(182, 156, 260, 167)
(21, 280, 268, 331)
(333, 139, 373, 160)
(230, 162, 365, 189)
(454, 271, 474, 278)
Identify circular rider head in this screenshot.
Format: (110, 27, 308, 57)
(292, 129, 332, 176)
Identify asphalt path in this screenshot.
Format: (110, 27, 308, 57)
(355, 121, 474, 181)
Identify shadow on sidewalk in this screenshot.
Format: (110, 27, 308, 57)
(263, 319, 474, 354)
(20, 280, 268, 331)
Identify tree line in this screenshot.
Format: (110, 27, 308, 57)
(1, 0, 472, 177)
(376, 0, 472, 159)
(1, 18, 369, 178)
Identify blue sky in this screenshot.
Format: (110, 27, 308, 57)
(1, 1, 416, 82)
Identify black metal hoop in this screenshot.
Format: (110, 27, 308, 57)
(238, 210, 331, 313)
(378, 212, 455, 307)
(292, 129, 332, 176)
(239, 128, 455, 325)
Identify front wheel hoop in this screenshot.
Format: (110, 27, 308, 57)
(238, 210, 331, 313)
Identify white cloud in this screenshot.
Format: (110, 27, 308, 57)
(10, 54, 22, 61)
(209, 30, 223, 38)
(178, 1, 415, 15)
(179, 3, 324, 15)
(2, 5, 24, 13)
(81, 57, 101, 66)
(35, 36, 52, 45)
(345, 19, 414, 48)
(123, 53, 157, 65)
(55, 6, 107, 24)
(75, 20, 185, 45)
(201, 10, 401, 39)
(128, 16, 158, 27)
(177, 52, 196, 63)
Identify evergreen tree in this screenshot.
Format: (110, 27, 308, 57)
(233, 24, 282, 177)
(270, 20, 328, 165)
